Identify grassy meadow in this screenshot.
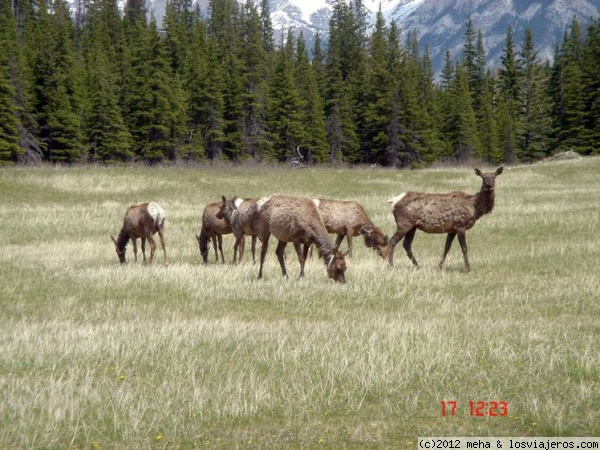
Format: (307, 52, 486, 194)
(1, 158, 599, 448)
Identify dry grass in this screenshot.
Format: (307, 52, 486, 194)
(1, 159, 599, 448)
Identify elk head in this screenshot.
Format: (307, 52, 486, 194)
(111, 235, 126, 264)
(326, 248, 348, 283)
(475, 167, 504, 191)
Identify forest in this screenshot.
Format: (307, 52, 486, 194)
(1, 0, 599, 167)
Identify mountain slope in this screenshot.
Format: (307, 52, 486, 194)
(80, 0, 600, 73)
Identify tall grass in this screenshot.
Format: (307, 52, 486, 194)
(1, 159, 599, 448)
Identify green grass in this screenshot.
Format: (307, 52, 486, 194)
(1, 159, 599, 449)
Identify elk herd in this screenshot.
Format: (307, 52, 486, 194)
(111, 167, 504, 282)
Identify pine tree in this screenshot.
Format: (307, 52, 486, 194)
(517, 27, 551, 161)
(139, 18, 186, 162)
(0, 0, 22, 164)
(31, 0, 84, 163)
(268, 29, 306, 162)
(450, 63, 480, 162)
(82, 0, 132, 162)
(239, 0, 271, 160)
(498, 25, 521, 163)
(294, 32, 328, 163)
(359, 7, 392, 164)
(580, 18, 600, 155)
(552, 19, 586, 154)
(325, 0, 360, 162)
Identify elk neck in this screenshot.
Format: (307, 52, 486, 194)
(474, 185, 495, 219)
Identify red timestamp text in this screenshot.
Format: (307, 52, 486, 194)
(441, 400, 508, 417)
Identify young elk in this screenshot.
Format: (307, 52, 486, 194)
(313, 198, 390, 259)
(196, 201, 245, 264)
(387, 167, 503, 272)
(255, 195, 347, 283)
(216, 196, 258, 264)
(111, 202, 167, 265)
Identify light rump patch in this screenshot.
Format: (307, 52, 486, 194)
(256, 196, 272, 211)
(147, 202, 165, 224)
(387, 193, 406, 208)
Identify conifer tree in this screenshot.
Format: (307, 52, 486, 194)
(450, 63, 480, 162)
(325, 0, 360, 162)
(294, 32, 328, 163)
(82, 0, 132, 162)
(581, 19, 600, 155)
(31, 0, 84, 163)
(550, 19, 586, 154)
(239, 0, 271, 160)
(268, 29, 307, 162)
(359, 8, 391, 164)
(0, 0, 22, 164)
(498, 25, 521, 163)
(517, 27, 551, 161)
(139, 18, 186, 162)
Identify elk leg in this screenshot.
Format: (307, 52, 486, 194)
(239, 234, 246, 262)
(233, 234, 243, 264)
(456, 230, 470, 273)
(275, 241, 288, 278)
(258, 235, 270, 279)
(251, 236, 257, 264)
(335, 234, 345, 252)
(157, 229, 167, 265)
(132, 238, 138, 263)
(388, 227, 410, 267)
(345, 228, 353, 257)
(211, 236, 219, 263)
(403, 228, 419, 267)
(439, 233, 456, 270)
(147, 236, 156, 265)
(293, 241, 306, 277)
(217, 234, 225, 263)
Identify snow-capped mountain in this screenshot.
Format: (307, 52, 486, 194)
(80, 0, 600, 73)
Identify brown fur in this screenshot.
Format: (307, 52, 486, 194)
(254, 195, 347, 283)
(216, 197, 258, 264)
(314, 198, 390, 259)
(196, 202, 244, 264)
(111, 202, 167, 265)
(388, 167, 503, 272)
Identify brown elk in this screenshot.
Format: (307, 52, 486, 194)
(195, 201, 245, 264)
(216, 196, 258, 264)
(253, 195, 347, 283)
(387, 167, 504, 272)
(111, 202, 167, 265)
(313, 198, 390, 259)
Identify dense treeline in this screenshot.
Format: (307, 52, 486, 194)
(1, 0, 599, 166)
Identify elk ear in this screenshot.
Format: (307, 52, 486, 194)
(474, 168, 483, 177)
(495, 167, 504, 176)
(221, 195, 227, 202)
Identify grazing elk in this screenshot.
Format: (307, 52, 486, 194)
(216, 196, 258, 264)
(254, 195, 347, 283)
(111, 202, 167, 265)
(387, 167, 504, 272)
(313, 198, 390, 259)
(196, 201, 245, 264)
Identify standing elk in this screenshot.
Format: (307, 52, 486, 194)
(216, 196, 258, 264)
(387, 167, 504, 272)
(196, 201, 245, 264)
(253, 195, 347, 283)
(313, 198, 390, 259)
(111, 202, 167, 265)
